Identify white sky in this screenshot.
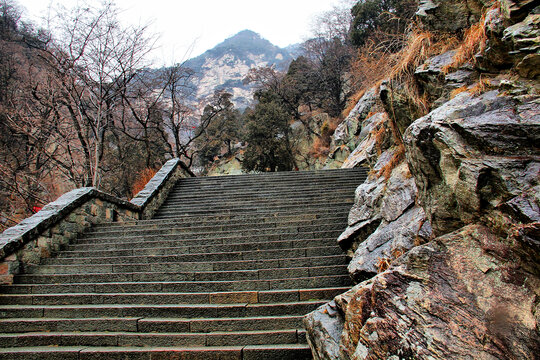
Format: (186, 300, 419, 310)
(16, 0, 345, 66)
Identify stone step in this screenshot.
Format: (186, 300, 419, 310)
(0, 329, 306, 348)
(153, 202, 353, 215)
(0, 287, 349, 305)
(0, 344, 312, 360)
(52, 243, 343, 262)
(152, 205, 351, 219)
(163, 186, 357, 201)
(158, 196, 354, 209)
(171, 176, 364, 189)
(0, 300, 326, 320)
(175, 167, 363, 180)
(12, 274, 352, 292)
(163, 187, 355, 200)
(21, 255, 348, 284)
(0, 315, 306, 334)
(69, 229, 344, 248)
(27, 262, 347, 282)
(157, 197, 353, 208)
(172, 171, 365, 186)
(81, 217, 347, 239)
(176, 170, 362, 182)
(48, 239, 344, 263)
(89, 211, 345, 229)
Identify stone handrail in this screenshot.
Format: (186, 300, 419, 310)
(0, 158, 190, 284)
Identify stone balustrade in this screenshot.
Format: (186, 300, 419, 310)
(0, 158, 190, 284)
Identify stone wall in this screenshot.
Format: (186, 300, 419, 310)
(0, 158, 190, 285)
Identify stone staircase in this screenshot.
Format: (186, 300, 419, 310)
(0, 168, 366, 359)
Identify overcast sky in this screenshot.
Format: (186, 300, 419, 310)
(16, 0, 347, 65)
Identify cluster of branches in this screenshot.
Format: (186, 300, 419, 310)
(0, 0, 226, 229)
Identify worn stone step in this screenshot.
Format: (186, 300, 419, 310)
(52, 252, 346, 269)
(46, 240, 343, 264)
(12, 274, 352, 292)
(163, 187, 355, 201)
(27, 263, 347, 283)
(174, 168, 364, 181)
(154, 201, 353, 214)
(90, 211, 345, 230)
(152, 205, 352, 219)
(162, 195, 354, 203)
(172, 174, 364, 187)
(74, 229, 343, 249)
(29, 247, 345, 275)
(80, 218, 347, 240)
(0, 329, 305, 348)
(162, 189, 356, 203)
(85, 215, 347, 236)
(0, 287, 349, 305)
(171, 176, 364, 189)
(29, 254, 348, 278)
(16, 266, 349, 286)
(156, 198, 353, 212)
(0, 301, 325, 320)
(0, 344, 313, 360)
(0, 314, 306, 334)
(68, 230, 344, 250)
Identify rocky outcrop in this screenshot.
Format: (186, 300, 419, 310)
(308, 224, 540, 359)
(405, 89, 539, 235)
(305, 1, 540, 359)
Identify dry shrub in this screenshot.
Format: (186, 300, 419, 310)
(376, 257, 391, 273)
(450, 85, 470, 98)
(372, 123, 387, 156)
(443, 13, 488, 73)
(308, 118, 340, 159)
(450, 77, 494, 98)
(469, 77, 493, 95)
(390, 31, 433, 81)
(131, 168, 158, 198)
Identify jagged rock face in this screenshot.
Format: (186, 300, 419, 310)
(305, 1, 540, 359)
(416, 0, 491, 32)
(307, 224, 540, 359)
(404, 89, 539, 236)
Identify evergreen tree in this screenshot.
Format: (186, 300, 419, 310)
(242, 91, 295, 172)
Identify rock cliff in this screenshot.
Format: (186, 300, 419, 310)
(305, 0, 540, 358)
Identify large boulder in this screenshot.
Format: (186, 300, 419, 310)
(337, 154, 419, 257)
(404, 88, 540, 236)
(306, 224, 540, 359)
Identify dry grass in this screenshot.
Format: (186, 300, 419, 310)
(450, 77, 494, 98)
(389, 31, 433, 81)
(378, 145, 406, 179)
(308, 118, 340, 159)
(443, 13, 488, 73)
(131, 168, 158, 198)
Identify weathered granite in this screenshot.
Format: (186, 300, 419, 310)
(404, 89, 539, 236)
(308, 225, 540, 359)
(303, 300, 345, 360)
(416, 0, 490, 32)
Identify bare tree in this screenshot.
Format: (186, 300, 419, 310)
(34, 1, 156, 188)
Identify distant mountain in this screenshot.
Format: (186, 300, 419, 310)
(183, 30, 296, 109)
